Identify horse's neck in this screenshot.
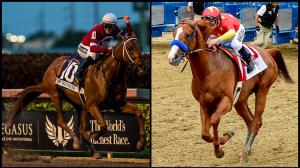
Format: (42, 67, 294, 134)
(188, 27, 211, 79)
(94, 55, 127, 84)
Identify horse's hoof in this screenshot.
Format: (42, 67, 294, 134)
(241, 151, 250, 164)
(92, 152, 102, 159)
(223, 131, 235, 139)
(73, 139, 80, 150)
(243, 146, 251, 155)
(91, 132, 101, 141)
(214, 147, 224, 158)
(136, 140, 145, 152)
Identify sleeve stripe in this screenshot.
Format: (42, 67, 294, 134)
(90, 42, 97, 46)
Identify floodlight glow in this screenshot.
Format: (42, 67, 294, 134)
(17, 35, 26, 43)
(10, 35, 18, 43)
(5, 33, 12, 40)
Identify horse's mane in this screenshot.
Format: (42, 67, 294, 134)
(194, 20, 211, 42)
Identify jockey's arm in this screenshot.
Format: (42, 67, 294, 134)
(126, 22, 132, 35)
(90, 43, 108, 54)
(118, 22, 132, 37)
(89, 31, 108, 54)
(218, 29, 236, 42)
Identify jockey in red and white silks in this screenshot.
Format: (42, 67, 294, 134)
(74, 13, 132, 85)
(202, 6, 254, 73)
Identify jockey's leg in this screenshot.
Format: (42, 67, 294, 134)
(231, 24, 254, 73)
(238, 46, 254, 73)
(74, 56, 94, 85)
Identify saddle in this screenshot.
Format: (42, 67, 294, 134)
(218, 43, 266, 81)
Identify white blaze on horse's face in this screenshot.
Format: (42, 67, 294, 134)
(168, 27, 183, 66)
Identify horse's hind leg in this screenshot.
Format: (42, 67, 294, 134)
(78, 108, 101, 158)
(211, 96, 233, 158)
(243, 87, 271, 156)
(234, 102, 254, 146)
(118, 102, 145, 151)
(49, 92, 80, 150)
(5, 84, 44, 128)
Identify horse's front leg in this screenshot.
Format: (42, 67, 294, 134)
(78, 107, 101, 158)
(118, 102, 145, 152)
(210, 96, 233, 158)
(86, 103, 107, 140)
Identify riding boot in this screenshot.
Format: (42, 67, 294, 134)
(238, 46, 254, 73)
(74, 56, 94, 86)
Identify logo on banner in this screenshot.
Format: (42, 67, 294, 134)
(45, 115, 74, 147)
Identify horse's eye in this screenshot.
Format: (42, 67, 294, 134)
(128, 47, 133, 51)
(185, 34, 191, 39)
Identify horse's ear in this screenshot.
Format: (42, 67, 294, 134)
(131, 31, 136, 37)
(167, 26, 175, 33)
(120, 35, 126, 40)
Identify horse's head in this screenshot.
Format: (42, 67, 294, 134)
(168, 19, 209, 66)
(168, 19, 198, 66)
(111, 32, 143, 66)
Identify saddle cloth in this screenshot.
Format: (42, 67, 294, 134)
(55, 53, 85, 94)
(219, 44, 268, 81)
(218, 44, 268, 105)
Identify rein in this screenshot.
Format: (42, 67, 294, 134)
(112, 37, 137, 63)
(180, 48, 214, 73)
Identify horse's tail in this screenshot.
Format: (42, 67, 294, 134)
(5, 84, 44, 127)
(267, 48, 294, 84)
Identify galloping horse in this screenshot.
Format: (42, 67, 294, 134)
(5, 33, 145, 157)
(167, 19, 293, 161)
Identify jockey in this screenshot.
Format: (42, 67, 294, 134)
(202, 6, 254, 73)
(74, 13, 132, 85)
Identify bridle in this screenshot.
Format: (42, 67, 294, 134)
(170, 20, 214, 73)
(171, 21, 213, 58)
(112, 37, 137, 63)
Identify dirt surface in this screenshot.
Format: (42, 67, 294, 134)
(2, 155, 150, 167)
(152, 32, 298, 167)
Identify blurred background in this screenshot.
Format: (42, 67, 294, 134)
(2, 2, 150, 54)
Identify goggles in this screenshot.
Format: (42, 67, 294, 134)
(103, 23, 113, 29)
(201, 15, 217, 21)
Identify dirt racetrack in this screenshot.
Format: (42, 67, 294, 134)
(152, 32, 298, 167)
(2, 155, 150, 167)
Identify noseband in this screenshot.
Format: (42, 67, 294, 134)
(170, 21, 197, 53)
(112, 37, 137, 63)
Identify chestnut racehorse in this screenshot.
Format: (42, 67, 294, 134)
(5, 33, 145, 158)
(167, 19, 293, 162)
